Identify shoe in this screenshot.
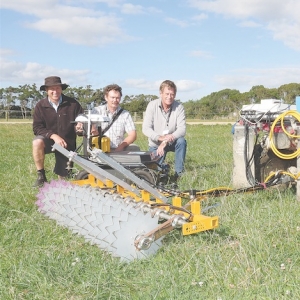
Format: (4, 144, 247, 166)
(173, 172, 183, 181)
(33, 172, 47, 187)
(169, 173, 182, 184)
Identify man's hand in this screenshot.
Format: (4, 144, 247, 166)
(75, 122, 83, 132)
(113, 130, 137, 152)
(163, 134, 175, 144)
(91, 126, 99, 136)
(75, 122, 85, 136)
(114, 144, 126, 152)
(157, 140, 167, 156)
(50, 134, 67, 148)
(156, 133, 175, 156)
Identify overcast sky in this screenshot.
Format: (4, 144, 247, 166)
(1, 0, 299, 102)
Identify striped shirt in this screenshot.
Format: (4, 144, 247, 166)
(92, 105, 136, 149)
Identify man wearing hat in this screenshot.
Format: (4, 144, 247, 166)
(32, 76, 83, 187)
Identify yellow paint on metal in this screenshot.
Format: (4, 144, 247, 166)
(141, 190, 150, 202)
(92, 136, 111, 152)
(73, 175, 219, 237)
(182, 215, 218, 235)
(172, 196, 182, 207)
(191, 201, 201, 215)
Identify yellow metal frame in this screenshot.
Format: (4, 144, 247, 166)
(72, 174, 219, 235)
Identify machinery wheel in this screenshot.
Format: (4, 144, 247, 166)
(75, 170, 89, 180)
(132, 168, 156, 185)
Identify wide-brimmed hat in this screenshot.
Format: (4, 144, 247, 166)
(40, 76, 69, 91)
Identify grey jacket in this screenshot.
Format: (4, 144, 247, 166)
(142, 99, 186, 147)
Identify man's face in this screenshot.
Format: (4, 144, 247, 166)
(105, 90, 121, 112)
(46, 85, 62, 102)
(160, 86, 176, 108)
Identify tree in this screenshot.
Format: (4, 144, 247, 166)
(1, 82, 299, 120)
(18, 84, 32, 118)
(2, 86, 18, 109)
(121, 94, 158, 117)
(248, 85, 280, 103)
(29, 84, 43, 109)
(278, 83, 300, 104)
(65, 85, 102, 110)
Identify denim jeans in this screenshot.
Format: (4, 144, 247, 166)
(149, 137, 187, 175)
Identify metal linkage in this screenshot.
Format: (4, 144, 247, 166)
(90, 148, 169, 203)
(52, 143, 142, 196)
(52, 143, 169, 203)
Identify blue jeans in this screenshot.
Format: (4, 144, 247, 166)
(149, 137, 187, 175)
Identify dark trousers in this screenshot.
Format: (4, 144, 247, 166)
(34, 136, 72, 177)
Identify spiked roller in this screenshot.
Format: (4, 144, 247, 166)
(36, 180, 163, 262)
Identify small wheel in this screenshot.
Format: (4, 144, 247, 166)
(75, 170, 89, 180)
(132, 168, 156, 185)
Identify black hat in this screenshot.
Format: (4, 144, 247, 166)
(40, 76, 69, 91)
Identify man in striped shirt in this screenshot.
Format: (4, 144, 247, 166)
(92, 84, 138, 152)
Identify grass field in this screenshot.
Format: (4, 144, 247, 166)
(0, 123, 299, 299)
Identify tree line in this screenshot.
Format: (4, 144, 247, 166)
(0, 83, 299, 119)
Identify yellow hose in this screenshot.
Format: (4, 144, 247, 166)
(269, 110, 300, 159)
(264, 170, 300, 183)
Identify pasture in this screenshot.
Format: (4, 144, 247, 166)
(0, 123, 299, 299)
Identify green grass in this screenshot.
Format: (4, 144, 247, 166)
(0, 124, 299, 299)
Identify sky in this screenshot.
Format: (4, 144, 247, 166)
(0, 0, 299, 102)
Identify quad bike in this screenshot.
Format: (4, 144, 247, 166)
(72, 112, 170, 186)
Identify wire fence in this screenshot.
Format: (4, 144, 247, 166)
(0, 110, 236, 122)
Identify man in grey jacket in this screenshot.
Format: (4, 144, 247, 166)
(142, 80, 187, 179)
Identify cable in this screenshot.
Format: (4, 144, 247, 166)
(268, 110, 300, 159)
(244, 123, 259, 186)
(264, 170, 300, 183)
(238, 101, 294, 125)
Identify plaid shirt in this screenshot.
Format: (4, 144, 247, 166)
(92, 105, 136, 148)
